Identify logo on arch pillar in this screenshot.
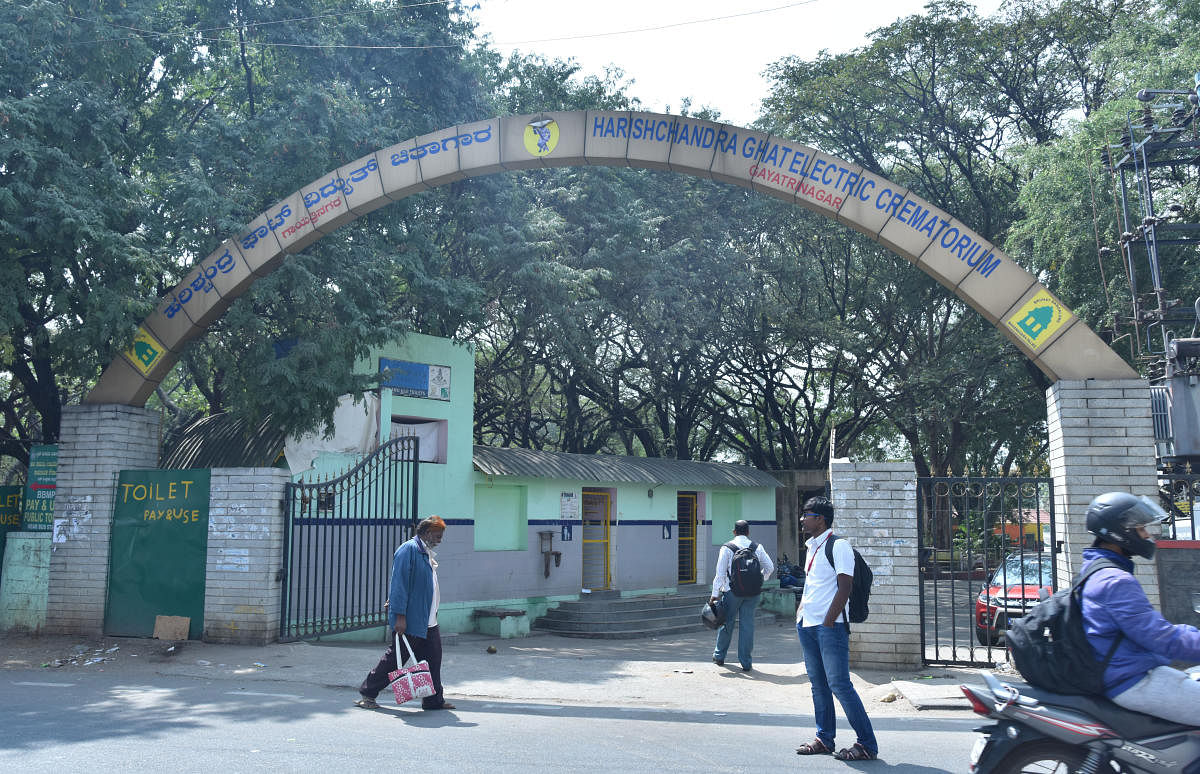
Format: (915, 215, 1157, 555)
(1005, 290, 1070, 351)
(124, 327, 165, 376)
(523, 118, 559, 157)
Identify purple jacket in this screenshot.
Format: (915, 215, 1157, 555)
(1080, 547, 1200, 697)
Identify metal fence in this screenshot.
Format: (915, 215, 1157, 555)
(917, 477, 1057, 667)
(1159, 469, 1199, 540)
(280, 436, 419, 641)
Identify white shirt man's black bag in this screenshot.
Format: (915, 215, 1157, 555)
(726, 540, 764, 596)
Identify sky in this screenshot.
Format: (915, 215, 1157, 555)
(471, 0, 1004, 127)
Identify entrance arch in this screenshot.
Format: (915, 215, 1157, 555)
(87, 110, 1135, 405)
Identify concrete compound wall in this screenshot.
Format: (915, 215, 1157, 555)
(27, 404, 292, 643)
(18, 376, 1173, 652)
(203, 468, 289, 645)
(828, 460, 921, 670)
(1046, 379, 1160, 607)
(45, 404, 161, 636)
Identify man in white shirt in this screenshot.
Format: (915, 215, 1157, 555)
(793, 497, 877, 761)
(709, 519, 774, 671)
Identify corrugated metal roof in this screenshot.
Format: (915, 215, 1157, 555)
(472, 445, 781, 488)
(160, 413, 286, 469)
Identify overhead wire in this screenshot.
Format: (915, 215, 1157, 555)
(54, 1, 819, 52)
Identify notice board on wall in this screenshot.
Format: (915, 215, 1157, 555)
(21, 444, 56, 532)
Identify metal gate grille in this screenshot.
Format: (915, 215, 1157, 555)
(677, 493, 697, 583)
(582, 490, 611, 591)
(280, 436, 419, 641)
(917, 477, 1057, 666)
(1159, 469, 1199, 540)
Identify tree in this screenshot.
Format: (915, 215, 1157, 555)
(1, 0, 497, 463)
(757, 0, 1123, 474)
(1, 0, 173, 464)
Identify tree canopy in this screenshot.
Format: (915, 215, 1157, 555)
(3, 0, 1195, 479)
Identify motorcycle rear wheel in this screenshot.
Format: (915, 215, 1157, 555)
(993, 741, 1087, 774)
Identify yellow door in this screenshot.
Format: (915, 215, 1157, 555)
(582, 490, 611, 590)
(677, 493, 697, 583)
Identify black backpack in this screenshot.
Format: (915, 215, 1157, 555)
(824, 535, 873, 625)
(1006, 558, 1125, 695)
(725, 540, 764, 596)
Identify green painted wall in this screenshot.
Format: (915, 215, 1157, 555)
(710, 491, 742, 544)
(473, 472, 775, 530)
(0, 533, 50, 633)
(473, 484, 526, 550)
(298, 333, 477, 523)
(367, 333, 475, 522)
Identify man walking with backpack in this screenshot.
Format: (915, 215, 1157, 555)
(794, 496, 878, 762)
(709, 519, 774, 671)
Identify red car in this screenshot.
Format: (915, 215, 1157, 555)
(974, 553, 1054, 646)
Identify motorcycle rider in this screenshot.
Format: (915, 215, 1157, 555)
(1081, 491, 1200, 725)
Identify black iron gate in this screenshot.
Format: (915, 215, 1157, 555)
(280, 436, 419, 641)
(917, 477, 1057, 666)
(1159, 468, 1199, 540)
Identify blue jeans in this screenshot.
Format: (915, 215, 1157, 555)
(713, 591, 759, 669)
(797, 622, 877, 755)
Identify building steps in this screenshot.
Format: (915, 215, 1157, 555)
(531, 586, 773, 639)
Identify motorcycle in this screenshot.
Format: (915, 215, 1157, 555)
(960, 671, 1199, 773)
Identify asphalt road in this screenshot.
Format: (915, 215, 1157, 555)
(2, 669, 980, 773)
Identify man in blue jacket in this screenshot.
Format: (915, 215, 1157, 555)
(356, 515, 455, 710)
(1080, 492, 1200, 724)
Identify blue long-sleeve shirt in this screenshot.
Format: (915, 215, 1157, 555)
(387, 536, 435, 638)
(1080, 547, 1200, 697)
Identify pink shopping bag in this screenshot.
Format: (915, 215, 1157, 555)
(387, 634, 436, 705)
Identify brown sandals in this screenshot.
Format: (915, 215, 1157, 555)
(834, 743, 878, 761)
(796, 739, 832, 755)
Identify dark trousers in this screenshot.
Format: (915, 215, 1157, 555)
(359, 625, 445, 709)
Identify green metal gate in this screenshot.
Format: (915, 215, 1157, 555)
(106, 469, 211, 639)
(280, 436, 419, 641)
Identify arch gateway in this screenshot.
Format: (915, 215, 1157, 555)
(89, 109, 1133, 401)
(41, 112, 1159, 660)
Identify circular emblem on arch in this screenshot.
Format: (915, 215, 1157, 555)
(523, 118, 559, 157)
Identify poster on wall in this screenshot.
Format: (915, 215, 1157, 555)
(379, 357, 451, 401)
(559, 491, 580, 520)
(105, 469, 210, 640)
(21, 444, 56, 532)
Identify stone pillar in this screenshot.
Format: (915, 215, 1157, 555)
(828, 459, 921, 670)
(204, 468, 289, 644)
(1046, 379, 1160, 606)
(45, 404, 160, 635)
